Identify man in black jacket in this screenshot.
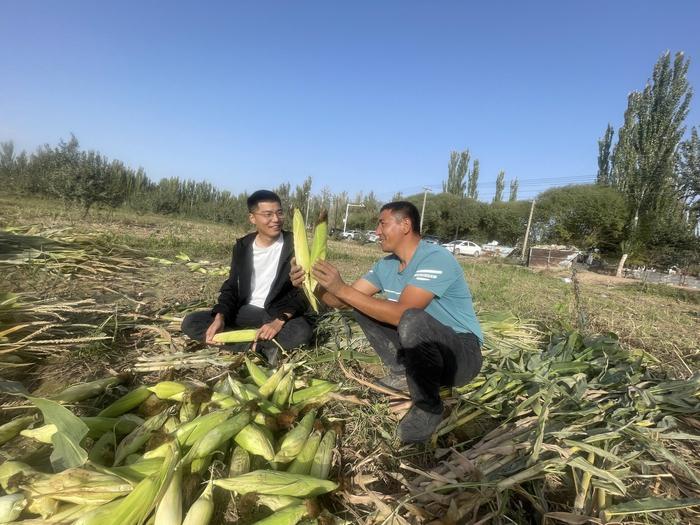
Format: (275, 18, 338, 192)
(181, 190, 312, 365)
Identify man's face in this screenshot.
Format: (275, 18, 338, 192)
(249, 201, 284, 237)
(376, 209, 409, 253)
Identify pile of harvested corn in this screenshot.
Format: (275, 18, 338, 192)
(0, 358, 343, 524)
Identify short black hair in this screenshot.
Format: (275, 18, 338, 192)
(380, 201, 421, 234)
(247, 190, 282, 212)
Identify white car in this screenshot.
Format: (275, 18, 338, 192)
(341, 230, 360, 240)
(365, 230, 379, 242)
(442, 240, 482, 257)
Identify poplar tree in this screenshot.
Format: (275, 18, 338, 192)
(493, 171, 505, 202)
(509, 178, 519, 202)
(596, 124, 614, 185)
(467, 159, 479, 199)
(610, 51, 693, 274)
(443, 150, 468, 196)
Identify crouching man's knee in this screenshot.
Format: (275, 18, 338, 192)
(397, 308, 427, 345)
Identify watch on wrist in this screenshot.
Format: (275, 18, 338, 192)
(276, 313, 291, 323)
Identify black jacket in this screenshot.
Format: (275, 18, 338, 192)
(211, 231, 307, 325)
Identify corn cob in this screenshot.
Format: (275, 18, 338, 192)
(51, 375, 127, 403)
(102, 458, 164, 483)
(0, 493, 26, 522)
(114, 409, 170, 466)
(209, 391, 240, 409)
(163, 416, 180, 434)
(0, 415, 36, 445)
(98, 386, 151, 417)
(274, 410, 317, 463)
(229, 446, 251, 477)
(182, 410, 252, 464)
(88, 431, 115, 465)
(214, 470, 337, 497)
(286, 431, 322, 475)
(82, 415, 144, 439)
(212, 328, 258, 344)
(22, 467, 133, 505)
(234, 423, 275, 461)
(272, 371, 294, 408)
(175, 409, 234, 447)
(259, 364, 292, 398)
(181, 478, 214, 525)
(246, 357, 271, 387)
(292, 208, 318, 313)
(309, 430, 335, 480)
(290, 382, 338, 405)
(254, 494, 303, 512)
(251, 502, 308, 524)
(0, 461, 48, 494)
(102, 439, 179, 525)
(307, 210, 328, 295)
(213, 376, 233, 396)
(227, 377, 256, 401)
(147, 381, 188, 400)
(154, 467, 181, 525)
(73, 498, 123, 525)
(179, 400, 199, 423)
(20, 423, 58, 443)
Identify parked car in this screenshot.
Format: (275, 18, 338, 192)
(365, 230, 379, 242)
(442, 240, 482, 257)
(341, 230, 360, 240)
(422, 235, 441, 245)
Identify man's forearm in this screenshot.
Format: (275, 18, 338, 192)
(316, 286, 349, 309)
(334, 285, 407, 326)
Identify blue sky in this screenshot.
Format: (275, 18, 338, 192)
(2, 1, 699, 201)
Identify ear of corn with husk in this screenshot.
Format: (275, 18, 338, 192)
(181, 478, 214, 525)
(234, 424, 276, 462)
(214, 470, 337, 497)
(212, 328, 258, 344)
(274, 410, 317, 463)
(309, 430, 335, 480)
(293, 208, 327, 313)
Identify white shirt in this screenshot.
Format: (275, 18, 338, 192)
(248, 234, 284, 308)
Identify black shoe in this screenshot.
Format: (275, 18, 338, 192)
(397, 405, 443, 443)
(375, 373, 409, 393)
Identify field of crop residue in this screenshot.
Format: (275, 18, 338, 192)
(1, 195, 700, 524)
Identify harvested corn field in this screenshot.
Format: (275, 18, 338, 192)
(1, 196, 700, 524)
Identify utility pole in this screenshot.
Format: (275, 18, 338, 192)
(419, 186, 431, 234)
(521, 198, 536, 264)
(343, 203, 364, 234)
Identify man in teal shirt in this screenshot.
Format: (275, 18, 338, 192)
(292, 201, 482, 443)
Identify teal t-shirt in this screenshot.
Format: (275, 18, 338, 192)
(362, 240, 483, 343)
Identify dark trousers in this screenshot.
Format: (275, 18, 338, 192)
(181, 305, 313, 351)
(354, 308, 482, 414)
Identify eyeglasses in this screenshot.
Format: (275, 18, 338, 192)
(254, 210, 285, 220)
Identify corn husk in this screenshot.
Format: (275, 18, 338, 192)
(181, 478, 214, 525)
(98, 386, 151, 418)
(234, 424, 275, 461)
(0, 493, 26, 522)
(214, 470, 337, 497)
(212, 329, 257, 344)
(274, 410, 316, 463)
(309, 430, 335, 480)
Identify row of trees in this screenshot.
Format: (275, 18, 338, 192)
(442, 149, 519, 202)
(0, 53, 697, 271)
